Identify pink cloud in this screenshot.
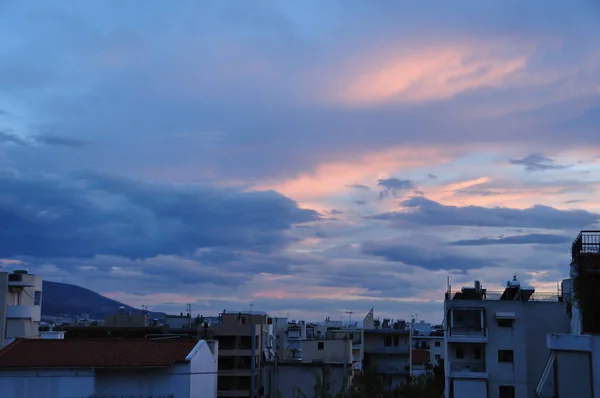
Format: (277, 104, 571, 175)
(325, 42, 530, 106)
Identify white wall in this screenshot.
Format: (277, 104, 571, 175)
(95, 366, 190, 397)
(189, 341, 218, 398)
(0, 369, 94, 398)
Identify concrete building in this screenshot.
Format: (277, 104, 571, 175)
(535, 230, 600, 397)
(362, 311, 412, 393)
(444, 276, 569, 398)
(0, 270, 43, 347)
(270, 337, 353, 397)
(214, 311, 272, 398)
(103, 305, 149, 327)
(0, 338, 218, 398)
(411, 321, 444, 377)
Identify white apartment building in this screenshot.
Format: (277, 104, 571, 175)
(535, 230, 600, 398)
(0, 269, 43, 346)
(444, 277, 570, 398)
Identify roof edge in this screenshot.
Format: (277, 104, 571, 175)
(185, 339, 206, 362)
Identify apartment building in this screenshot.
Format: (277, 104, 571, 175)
(444, 276, 569, 398)
(535, 230, 600, 398)
(411, 321, 444, 377)
(214, 311, 272, 398)
(363, 312, 412, 392)
(103, 306, 149, 327)
(0, 269, 43, 346)
(270, 335, 353, 396)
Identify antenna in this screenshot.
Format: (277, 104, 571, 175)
(346, 311, 353, 325)
(186, 303, 192, 317)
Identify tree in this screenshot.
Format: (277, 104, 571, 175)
(193, 314, 204, 325)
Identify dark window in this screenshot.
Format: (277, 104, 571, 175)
(393, 336, 400, 346)
(241, 317, 246, 325)
(318, 342, 324, 350)
(435, 341, 441, 347)
(474, 347, 481, 360)
(34, 291, 42, 306)
(267, 318, 273, 325)
(435, 354, 441, 361)
(497, 319, 513, 327)
(349, 333, 354, 339)
(498, 350, 514, 363)
(456, 347, 464, 359)
(499, 385, 515, 398)
(384, 336, 393, 346)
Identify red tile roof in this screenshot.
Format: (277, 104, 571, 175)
(0, 339, 200, 368)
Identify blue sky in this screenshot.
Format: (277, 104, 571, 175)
(1, 0, 599, 322)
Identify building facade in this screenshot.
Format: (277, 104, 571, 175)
(535, 230, 600, 397)
(0, 270, 43, 347)
(444, 277, 570, 398)
(363, 318, 412, 393)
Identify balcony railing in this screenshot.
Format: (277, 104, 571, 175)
(449, 327, 487, 337)
(572, 231, 600, 259)
(6, 305, 34, 319)
(450, 361, 486, 373)
(446, 289, 561, 302)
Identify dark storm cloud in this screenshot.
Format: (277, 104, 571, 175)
(361, 239, 495, 271)
(448, 233, 571, 246)
(367, 196, 599, 229)
(509, 153, 570, 171)
(0, 172, 318, 259)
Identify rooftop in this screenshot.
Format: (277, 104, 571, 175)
(0, 339, 200, 369)
(572, 230, 600, 260)
(445, 278, 561, 302)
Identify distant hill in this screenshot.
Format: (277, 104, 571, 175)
(41, 280, 166, 320)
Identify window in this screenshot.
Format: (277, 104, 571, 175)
(474, 347, 481, 360)
(241, 317, 246, 325)
(34, 291, 42, 306)
(393, 336, 400, 346)
(318, 342, 324, 350)
(456, 347, 464, 359)
(497, 319, 513, 327)
(384, 336, 393, 346)
(498, 350, 514, 363)
(267, 318, 272, 325)
(434, 341, 441, 347)
(499, 385, 515, 398)
(435, 354, 441, 361)
(349, 333, 354, 339)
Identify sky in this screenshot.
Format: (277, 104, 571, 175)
(1, 0, 599, 323)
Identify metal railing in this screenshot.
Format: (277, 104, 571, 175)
(448, 327, 487, 337)
(572, 231, 600, 259)
(446, 289, 561, 302)
(450, 361, 486, 373)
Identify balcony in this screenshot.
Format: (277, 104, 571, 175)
(364, 345, 410, 355)
(449, 361, 488, 378)
(447, 328, 488, 343)
(376, 365, 410, 375)
(6, 305, 34, 319)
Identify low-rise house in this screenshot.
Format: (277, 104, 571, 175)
(0, 338, 218, 398)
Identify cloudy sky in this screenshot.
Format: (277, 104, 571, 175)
(1, 0, 599, 323)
